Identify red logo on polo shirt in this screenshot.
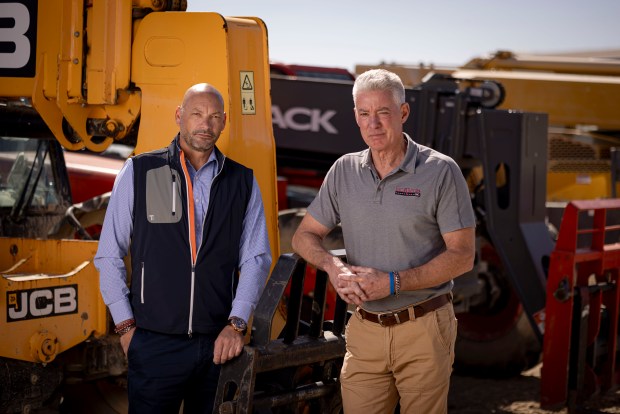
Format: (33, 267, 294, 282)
(395, 187, 421, 197)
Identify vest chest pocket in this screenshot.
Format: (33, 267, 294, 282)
(146, 166, 183, 224)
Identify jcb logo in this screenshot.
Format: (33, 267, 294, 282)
(7, 285, 78, 322)
(0, 0, 38, 77)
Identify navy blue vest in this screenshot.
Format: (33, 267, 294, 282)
(129, 137, 252, 335)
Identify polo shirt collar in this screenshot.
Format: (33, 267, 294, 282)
(400, 133, 419, 174)
(360, 132, 419, 174)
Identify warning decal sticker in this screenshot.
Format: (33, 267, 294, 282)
(240, 71, 256, 115)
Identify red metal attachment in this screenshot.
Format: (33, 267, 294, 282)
(541, 199, 620, 409)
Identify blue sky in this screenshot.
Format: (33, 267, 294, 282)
(187, 1, 620, 72)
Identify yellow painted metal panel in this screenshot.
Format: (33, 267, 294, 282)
(0, 238, 108, 363)
(87, 0, 132, 104)
(546, 172, 612, 201)
(453, 69, 620, 130)
(59, 0, 84, 100)
(225, 16, 280, 263)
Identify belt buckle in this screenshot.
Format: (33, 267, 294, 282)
(377, 312, 390, 326)
(377, 311, 399, 326)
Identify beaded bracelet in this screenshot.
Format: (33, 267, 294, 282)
(394, 271, 401, 297)
(114, 318, 136, 335)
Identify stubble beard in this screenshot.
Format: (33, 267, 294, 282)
(182, 130, 218, 153)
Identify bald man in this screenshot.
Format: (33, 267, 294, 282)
(96, 83, 271, 413)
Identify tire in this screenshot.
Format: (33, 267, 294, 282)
(455, 309, 541, 377)
(454, 239, 541, 377)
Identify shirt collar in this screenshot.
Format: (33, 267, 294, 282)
(174, 138, 221, 174)
(400, 133, 419, 174)
(360, 132, 419, 174)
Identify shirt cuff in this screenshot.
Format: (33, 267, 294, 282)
(108, 299, 134, 325)
(230, 300, 254, 323)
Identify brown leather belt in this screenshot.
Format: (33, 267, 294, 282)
(357, 294, 451, 327)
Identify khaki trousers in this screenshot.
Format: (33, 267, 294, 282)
(340, 303, 457, 414)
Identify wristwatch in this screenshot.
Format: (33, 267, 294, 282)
(228, 316, 247, 335)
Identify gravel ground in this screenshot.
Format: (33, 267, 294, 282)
(55, 363, 620, 413)
(448, 364, 620, 414)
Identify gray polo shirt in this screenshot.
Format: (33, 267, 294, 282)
(307, 133, 475, 312)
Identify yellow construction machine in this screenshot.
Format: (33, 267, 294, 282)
(0, 1, 282, 411)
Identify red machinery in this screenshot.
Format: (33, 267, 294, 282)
(542, 199, 620, 409)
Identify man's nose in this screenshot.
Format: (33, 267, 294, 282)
(369, 114, 381, 127)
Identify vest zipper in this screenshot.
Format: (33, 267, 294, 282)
(180, 150, 198, 337)
(140, 262, 145, 304)
(171, 174, 177, 216)
(188, 265, 195, 337)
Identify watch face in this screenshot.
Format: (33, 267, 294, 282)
(229, 317, 247, 333)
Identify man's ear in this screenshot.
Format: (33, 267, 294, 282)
(400, 103, 410, 124)
(175, 106, 182, 126)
